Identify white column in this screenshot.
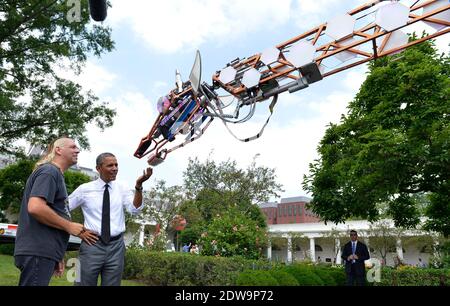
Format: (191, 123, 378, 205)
(310, 237, 316, 262)
(267, 239, 272, 260)
(138, 224, 145, 246)
(396, 237, 403, 260)
(432, 237, 440, 268)
(335, 238, 342, 265)
(287, 236, 293, 263)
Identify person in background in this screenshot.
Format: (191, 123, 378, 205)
(341, 230, 370, 286)
(417, 258, 427, 268)
(182, 243, 191, 253)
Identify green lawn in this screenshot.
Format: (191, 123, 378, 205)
(0, 254, 142, 286)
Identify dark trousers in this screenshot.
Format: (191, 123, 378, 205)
(346, 264, 366, 286)
(15, 255, 57, 286)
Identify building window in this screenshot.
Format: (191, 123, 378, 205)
(284, 206, 287, 216)
(315, 245, 323, 252)
(288, 206, 292, 216)
(298, 205, 302, 215)
(293, 206, 297, 216)
(278, 206, 282, 216)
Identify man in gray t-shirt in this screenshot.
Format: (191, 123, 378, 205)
(14, 138, 86, 286)
(15, 163, 71, 262)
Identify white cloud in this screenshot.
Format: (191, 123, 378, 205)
(341, 66, 368, 92)
(55, 61, 118, 95)
(107, 0, 292, 53)
(77, 90, 157, 187)
(292, 0, 361, 30)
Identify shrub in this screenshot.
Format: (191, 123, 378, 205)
(374, 267, 450, 286)
(282, 264, 324, 286)
(313, 267, 337, 286)
(236, 270, 279, 286)
(0, 244, 14, 256)
(269, 270, 299, 286)
(123, 247, 269, 285)
(326, 267, 347, 286)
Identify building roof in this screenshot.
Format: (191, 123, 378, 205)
(267, 219, 430, 238)
(259, 202, 278, 208)
(280, 196, 312, 204)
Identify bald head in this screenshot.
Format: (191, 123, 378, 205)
(35, 137, 80, 171)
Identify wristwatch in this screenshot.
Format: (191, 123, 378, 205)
(135, 185, 143, 191)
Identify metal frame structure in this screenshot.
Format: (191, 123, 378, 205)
(134, 0, 449, 166)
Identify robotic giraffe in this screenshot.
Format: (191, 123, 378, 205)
(133, 0, 449, 166)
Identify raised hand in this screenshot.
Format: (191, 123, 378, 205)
(136, 167, 153, 186)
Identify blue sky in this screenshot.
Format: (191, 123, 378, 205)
(67, 0, 449, 201)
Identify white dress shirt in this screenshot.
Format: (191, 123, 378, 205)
(68, 178, 143, 237)
(352, 241, 358, 263)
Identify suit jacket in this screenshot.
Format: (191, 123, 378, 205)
(341, 240, 370, 276)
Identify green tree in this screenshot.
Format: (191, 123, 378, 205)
(0, 159, 35, 218)
(0, 158, 92, 223)
(64, 169, 91, 223)
(365, 220, 402, 266)
(303, 39, 450, 236)
(178, 156, 276, 257)
(135, 180, 185, 251)
(198, 207, 268, 259)
(183, 154, 284, 204)
(320, 227, 348, 265)
(0, 0, 115, 155)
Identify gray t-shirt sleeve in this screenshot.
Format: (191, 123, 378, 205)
(29, 173, 57, 205)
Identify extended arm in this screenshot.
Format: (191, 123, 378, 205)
(132, 167, 153, 209)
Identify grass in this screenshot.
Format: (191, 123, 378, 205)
(0, 254, 143, 286)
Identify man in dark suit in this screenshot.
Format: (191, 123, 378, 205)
(341, 230, 370, 286)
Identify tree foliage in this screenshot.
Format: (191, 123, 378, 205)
(177, 157, 280, 258)
(303, 39, 449, 236)
(0, 0, 115, 155)
(197, 207, 268, 260)
(64, 169, 91, 223)
(135, 180, 185, 251)
(183, 155, 284, 205)
(0, 158, 35, 216)
(0, 158, 91, 223)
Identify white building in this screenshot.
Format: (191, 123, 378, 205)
(266, 219, 438, 267)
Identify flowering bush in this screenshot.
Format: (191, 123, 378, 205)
(198, 208, 268, 259)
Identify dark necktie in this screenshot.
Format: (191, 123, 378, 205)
(101, 184, 111, 243)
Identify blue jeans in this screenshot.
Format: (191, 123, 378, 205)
(15, 255, 57, 286)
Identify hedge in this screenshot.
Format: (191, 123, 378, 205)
(281, 264, 325, 286)
(123, 247, 449, 286)
(123, 248, 269, 286)
(269, 270, 299, 286)
(374, 267, 450, 286)
(0, 244, 14, 256)
(236, 270, 279, 286)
